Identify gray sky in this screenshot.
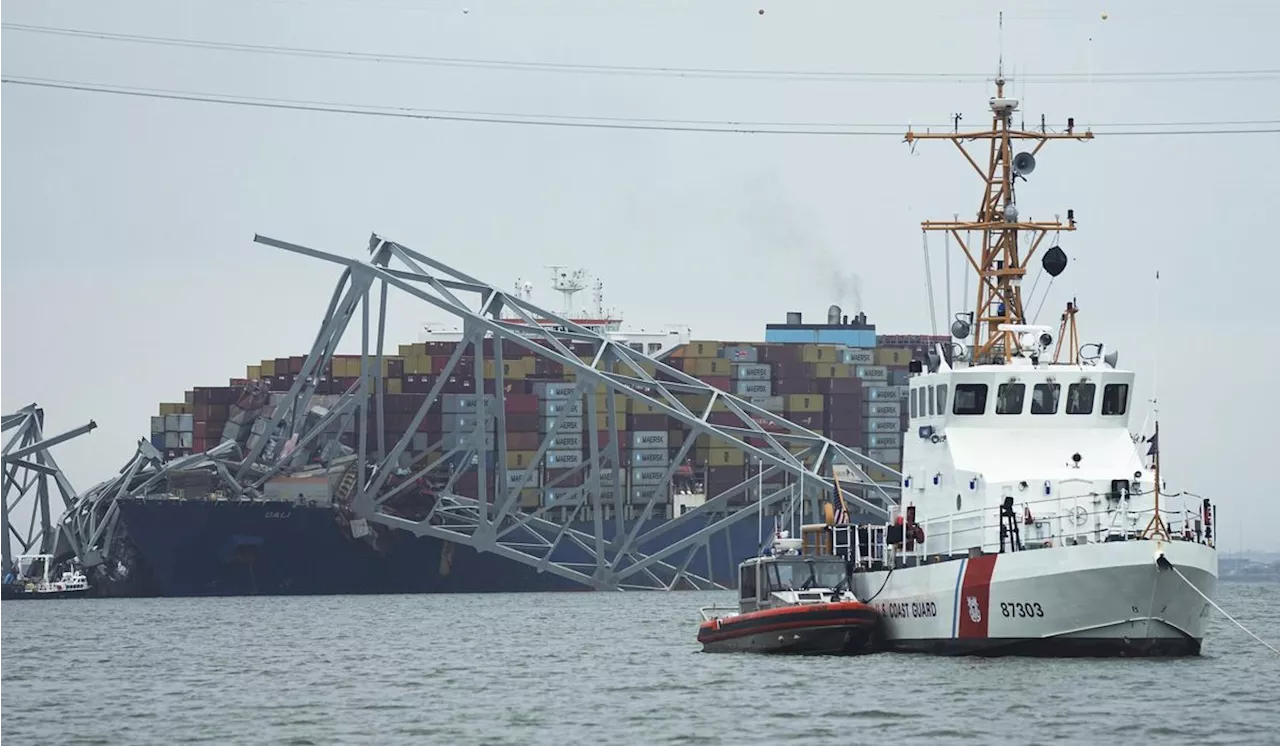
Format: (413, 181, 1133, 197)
(4, 0, 1278, 550)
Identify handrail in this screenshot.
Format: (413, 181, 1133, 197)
(699, 604, 738, 623)
(909, 490, 1212, 557)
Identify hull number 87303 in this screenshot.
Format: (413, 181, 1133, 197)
(1000, 602, 1044, 618)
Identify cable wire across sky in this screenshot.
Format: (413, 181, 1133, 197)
(5, 22, 1280, 85)
(5, 76, 1280, 137)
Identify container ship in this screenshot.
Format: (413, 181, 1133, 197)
(93, 275, 942, 597)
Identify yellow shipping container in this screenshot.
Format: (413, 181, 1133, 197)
(595, 412, 628, 431)
(684, 340, 722, 358)
(385, 377, 403, 395)
(519, 488, 541, 509)
(875, 347, 914, 367)
(404, 355, 430, 375)
(507, 450, 538, 468)
(261, 359, 277, 376)
(593, 391, 627, 411)
(704, 447, 746, 467)
(629, 400, 662, 415)
(786, 394, 825, 413)
(397, 344, 417, 358)
(159, 402, 179, 416)
(678, 394, 712, 413)
(689, 358, 729, 376)
(247, 364, 263, 380)
(800, 345, 840, 363)
(813, 363, 852, 378)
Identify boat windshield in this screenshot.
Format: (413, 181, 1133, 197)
(766, 559, 846, 591)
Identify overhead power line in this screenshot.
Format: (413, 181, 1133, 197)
(5, 22, 1280, 84)
(6, 76, 1280, 137)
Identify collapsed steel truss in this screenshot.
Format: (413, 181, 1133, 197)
(47, 232, 903, 592)
(1, 404, 96, 573)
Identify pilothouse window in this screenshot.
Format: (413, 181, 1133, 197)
(1067, 382, 1096, 415)
(740, 564, 757, 600)
(928, 386, 935, 416)
(910, 389, 918, 418)
(936, 384, 948, 415)
(952, 383, 988, 415)
(1031, 383, 1060, 414)
(996, 383, 1025, 415)
(1102, 383, 1129, 415)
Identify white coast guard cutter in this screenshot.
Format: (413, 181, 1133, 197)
(811, 77, 1218, 656)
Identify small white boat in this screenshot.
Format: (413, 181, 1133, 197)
(696, 532, 884, 655)
(2, 553, 91, 600)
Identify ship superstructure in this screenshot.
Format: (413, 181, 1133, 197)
(800, 75, 1220, 656)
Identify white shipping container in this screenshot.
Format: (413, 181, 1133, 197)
(855, 365, 889, 381)
(179, 432, 194, 449)
(862, 401, 903, 418)
(866, 433, 903, 450)
(444, 431, 496, 451)
(596, 468, 618, 486)
(535, 382, 579, 400)
(539, 398, 583, 417)
(150, 416, 165, 435)
(843, 348, 876, 366)
(733, 379, 772, 397)
(864, 417, 901, 433)
(746, 395, 786, 413)
(443, 394, 498, 414)
(867, 448, 902, 464)
(631, 449, 669, 467)
(550, 433, 584, 450)
(888, 385, 910, 399)
(631, 430, 669, 449)
(540, 416, 584, 433)
(164, 432, 180, 448)
(631, 467, 669, 486)
(545, 450, 584, 468)
(165, 414, 181, 432)
(629, 486, 670, 504)
(444, 413, 495, 432)
(543, 488, 583, 505)
(864, 386, 899, 402)
(179, 413, 194, 432)
(732, 363, 771, 381)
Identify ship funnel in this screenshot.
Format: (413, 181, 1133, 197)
(827, 304, 842, 325)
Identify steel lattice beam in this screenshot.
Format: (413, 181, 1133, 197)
(1, 405, 96, 572)
(45, 231, 903, 594)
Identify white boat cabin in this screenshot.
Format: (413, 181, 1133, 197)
(893, 341, 1208, 561)
(735, 537, 854, 613)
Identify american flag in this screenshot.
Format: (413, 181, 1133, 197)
(833, 505, 849, 524)
(730, 348, 751, 361)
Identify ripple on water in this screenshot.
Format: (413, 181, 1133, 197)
(3, 585, 1279, 745)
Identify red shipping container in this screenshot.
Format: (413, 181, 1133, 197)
(814, 377, 863, 395)
(505, 413, 538, 432)
(194, 421, 208, 439)
(829, 428, 865, 448)
(192, 437, 206, 453)
(708, 412, 741, 427)
(629, 414, 667, 430)
(387, 358, 405, 378)
(288, 356, 304, 375)
(700, 375, 731, 391)
(504, 393, 537, 415)
(507, 431, 540, 450)
(546, 468, 585, 487)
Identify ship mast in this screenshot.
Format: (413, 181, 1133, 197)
(905, 70, 1092, 363)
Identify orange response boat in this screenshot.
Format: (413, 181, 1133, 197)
(696, 529, 884, 655)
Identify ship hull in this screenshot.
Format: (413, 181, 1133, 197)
(109, 498, 769, 597)
(849, 539, 1217, 657)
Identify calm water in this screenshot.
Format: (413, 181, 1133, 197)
(3, 584, 1279, 745)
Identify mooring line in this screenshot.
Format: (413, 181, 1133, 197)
(1172, 566, 1280, 656)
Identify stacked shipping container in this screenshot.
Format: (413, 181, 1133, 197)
(149, 317, 932, 513)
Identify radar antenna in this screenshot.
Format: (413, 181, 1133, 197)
(546, 266, 587, 317)
(904, 66, 1092, 363)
